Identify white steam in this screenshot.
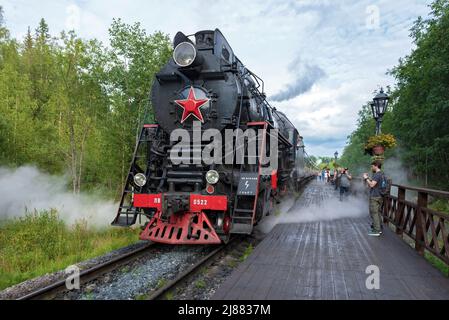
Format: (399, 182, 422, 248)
(383, 156, 419, 201)
(257, 190, 368, 234)
(383, 156, 412, 186)
(0, 166, 117, 227)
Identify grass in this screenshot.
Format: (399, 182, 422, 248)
(165, 291, 174, 300)
(240, 244, 254, 262)
(0, 209, 140, 290)
(84, 292, 94, 300)
(156, 278, 167, 289)
(227, 259, 237, 268)
(429, 199, 449, 215)
(135, 293, 148, 300)
(195, 279, 206, 289)
(424, 252, 449, 276)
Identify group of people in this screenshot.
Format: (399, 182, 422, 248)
(317, 167, 353, 201)
(315, 160, 387, 237)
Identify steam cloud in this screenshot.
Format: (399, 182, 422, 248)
(383, 156, 412, 186)
(257, 191, 368, 234)
(383, 155, 417, 201)
(0, 166, 117, 227)
(270, 57, 326, 102)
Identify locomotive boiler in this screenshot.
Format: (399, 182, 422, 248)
(112, 29, 310, 244)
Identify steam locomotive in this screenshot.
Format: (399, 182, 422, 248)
(112, 29, 312, 244)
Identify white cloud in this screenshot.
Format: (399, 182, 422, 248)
(1, 0, 432, 157)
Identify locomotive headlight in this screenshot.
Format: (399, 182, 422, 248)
(173, 42, 197, 67)
(205, 170, 219, 185)
(134, 173, 147, 187)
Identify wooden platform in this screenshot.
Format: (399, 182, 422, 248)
(213, 182, 449, 300)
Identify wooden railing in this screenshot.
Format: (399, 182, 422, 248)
(383, 184, 449, 268)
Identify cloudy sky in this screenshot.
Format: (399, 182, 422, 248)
(1, 0, 431, 156)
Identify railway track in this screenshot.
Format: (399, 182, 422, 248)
(146, 237, 240, 300)
(16, 237, 240, 300)
(17, 243, 155, 300)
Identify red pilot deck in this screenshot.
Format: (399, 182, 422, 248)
(137, 193, 228, 244)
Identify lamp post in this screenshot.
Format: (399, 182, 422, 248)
(334, 151, 338, 163)
(371, 87, 390, 135)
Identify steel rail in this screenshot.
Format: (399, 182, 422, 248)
(147, 236, 240, 300)
(17, 243, 155, 300)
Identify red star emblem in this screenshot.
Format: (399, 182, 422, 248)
(174, 87, 209, 123)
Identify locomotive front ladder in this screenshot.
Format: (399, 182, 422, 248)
(231, 122, 269, 234)
(112, 124, 159, 227)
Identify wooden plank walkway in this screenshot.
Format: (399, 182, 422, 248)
(213, 181, 449, 300)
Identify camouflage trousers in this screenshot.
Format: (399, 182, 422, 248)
(369, 197, 383, 232)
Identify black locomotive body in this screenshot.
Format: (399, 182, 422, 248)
(112, 29, 310, 244)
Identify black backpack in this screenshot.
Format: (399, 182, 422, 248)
(379, 172, 391, 196)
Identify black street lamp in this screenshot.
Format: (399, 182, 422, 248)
(371, 87, 390, 135)
(334, 151, 338, 162)
(370, 102, 378, 120)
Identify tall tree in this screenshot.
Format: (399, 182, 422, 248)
(341, 0, 449, 189)
(388, 0, 449, 188)
(100, 19, 172, 194)
(0, 12, 173, 197)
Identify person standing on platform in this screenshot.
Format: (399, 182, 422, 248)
(339, 168, 352, 201)
(334, 168, 341, 190)
(363, 160, 384, 237)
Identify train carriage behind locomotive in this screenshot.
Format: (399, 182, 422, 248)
(112, 29, 308, 244)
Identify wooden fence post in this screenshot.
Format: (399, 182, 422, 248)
(395, 187, 406, 236)
(415, 191, 428, 255)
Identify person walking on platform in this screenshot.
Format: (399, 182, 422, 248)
(334, 168, 341, 190)
(321, 169, 325, 182)
(363, 160, 384, 237)
(338, 168, 352, 201)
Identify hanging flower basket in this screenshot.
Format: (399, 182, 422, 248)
(372, 145, 385, 155)
(364, 134, 396, 155)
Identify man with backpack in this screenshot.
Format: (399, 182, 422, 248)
(363, 160, 387, 237)
(338, 168, 352, 201)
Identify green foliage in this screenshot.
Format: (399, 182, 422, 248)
(195, 279, 206, 289)
(240, 244, 254, 262)
(156, 278, 167, 289)
(316, 157, 340, 170)
(0, 210, 139, 290)
(340, 0, 449, 187)
(135, 293, 148, 300)
(0, 13, 172, 198)
(425, 252, 449, 276)
(387, 0, 449, 189)
(164, 291, 174, 300)
(429, 199, 449, 214)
